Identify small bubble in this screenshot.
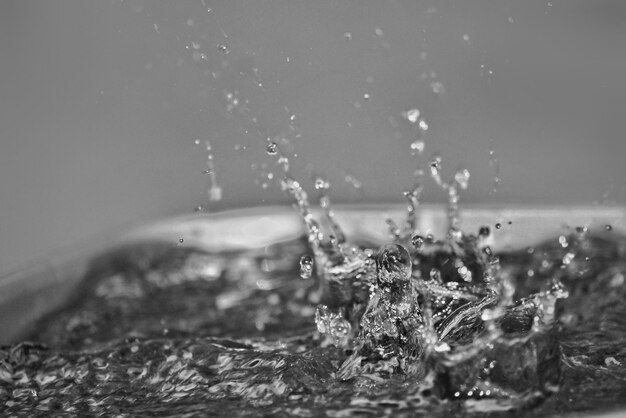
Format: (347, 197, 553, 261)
(508, 17, 514, 23)
(299, 255, 314, 279)
(217, 44, 229, 53)
(462, 34, 470, 42)
(344, 32, 352, 41)
(178, 238, 184, 244)
(495, 223, 502, 230)
(418, 119, 429, 131)
(405, 109, 420, 123)
(194, 139, 201, 145)
(363, 93, 370, 100)
(605, 224, 613, 231)
(374, 27, 384, 37)
(187, 19, 194, 26)
(194, 205, 204, 212)
(266, 142, 278, 155)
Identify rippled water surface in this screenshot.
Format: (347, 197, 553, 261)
(2, 225, 626, 416)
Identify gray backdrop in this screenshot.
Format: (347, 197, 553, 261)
(1, 0, 624, 271)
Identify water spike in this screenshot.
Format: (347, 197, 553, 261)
(203, 140, 223, 203)
(314, 175, 346, 244)
(428, 154, 467, 238)
(402, 183, 423, 240)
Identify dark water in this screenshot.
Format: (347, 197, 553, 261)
(1, 228, 626, 416)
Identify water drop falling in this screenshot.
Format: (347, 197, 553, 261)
(376, 244, 412, 284)
(299, 255, 314, 279)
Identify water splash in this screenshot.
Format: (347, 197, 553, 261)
(268, 145, 571, 408)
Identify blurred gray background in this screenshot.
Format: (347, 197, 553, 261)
(0, 0, 625, 272)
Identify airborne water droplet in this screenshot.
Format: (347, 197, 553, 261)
(266, 142, 278, 155)
(478, 226, 491, 237)
(314, 177, 329, 191)
(405, 109, 420, 123)
(410, 140, 425, 155)
(411, 235, 424, 250)
(454, 168, 470, 190)
(299, 255, 314, 279)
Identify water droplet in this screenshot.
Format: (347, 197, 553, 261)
(418, 119, 429, 131)
(314, 177, 329, 191)
(429, 155, 442, 177)
(178, 238, 184, 244)
(375, 27, 384, 37)
(376, 244, 412, 284)
(495, 223, 502, 230)
(363, 93, 370, 100)
(463, 34, 470, 42)
(330, 317, 351, 340)
(478, 226, 490, 237)
(410, 140, 425, 155)
(194, 139, 201, 145)
(430, 81, 445, 95)
(405, 109, 420, 123)
(454, 168, 470, 190)
(266, 142, 278, 155)
(299, 255, 314, 279)
(411, 235, 424, 250)
(605, 224, 613, 231)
